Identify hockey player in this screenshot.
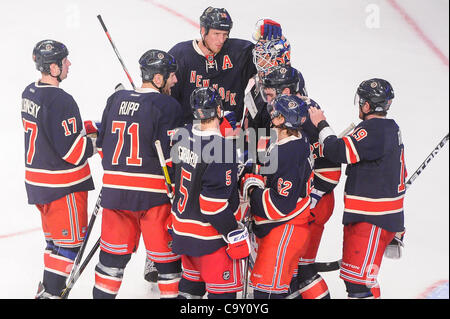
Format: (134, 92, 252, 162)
(308, 78, 406, 299)
(170, 87, 250, 299)
(93, 49, 182, 299)
(260, 66, 341, 299)
(22, 40, 97, 298)
(241, 95, 314, 299)
(246, 36, 293, 135)
(168, 6, 282, 128)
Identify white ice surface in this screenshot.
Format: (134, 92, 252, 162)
(0, 0, 448, 299)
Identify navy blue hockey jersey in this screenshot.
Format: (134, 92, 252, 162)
(321, 118, 406, 232)
(249, 135, 314, 238)
(170, 125, 242, 256)
(300, 97, 342, 194)
(21, 82, 95, 204)
(169, 38, 256, 124)
(96, 88, 182, 211)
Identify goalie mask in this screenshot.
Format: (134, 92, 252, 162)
(252, 36, 291, 75)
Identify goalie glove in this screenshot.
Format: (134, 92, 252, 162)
(384, 229, 405, 259)
(224, 222, 251, 260)
(241, 173, 265, 202)
(310, 188, 325, 210)
(252, 19, 282, 41)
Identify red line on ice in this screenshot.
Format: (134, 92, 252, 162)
(144, 0, 200, 29)
(0, 227, 40, 239)
(386, 0, 449, 68)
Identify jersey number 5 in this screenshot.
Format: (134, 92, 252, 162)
(178, 168, 192, 214)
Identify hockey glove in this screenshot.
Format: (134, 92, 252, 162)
(115, 83, 125, 91)
(83, 120, 101, 136)
(225, 222, 251, 260)
(252, 19, 282, 41)
(220, 111, 237, 137)
(241, 173, 265, 202)
(384, 229, 405, 259)
(310, 188, 325, 210)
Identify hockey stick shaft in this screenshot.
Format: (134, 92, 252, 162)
(97, 14, 136, 90)
(155, 140, 174, 202)
(315, 133, 449, 273)
(60, 238, 101, 298)
(405, 133, 449, 190)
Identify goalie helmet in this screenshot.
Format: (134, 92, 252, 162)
(267, 95, 309, 129)
(190, 87, 223, 120)
(200, 7, 233, 34)
(32, 40, 68, 73)
(139, 49, 177, 82)
(252, 36, 291, 74)
(354, 78, 394, 113)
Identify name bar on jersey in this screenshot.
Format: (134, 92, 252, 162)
(25, 161, 92, 187)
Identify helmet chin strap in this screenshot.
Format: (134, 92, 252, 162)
(50, 64, 63, 82)
(150, 77, 167, 93)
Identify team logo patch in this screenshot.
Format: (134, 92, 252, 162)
(280, 67, 287, 74)
(62, 229, 68, 236)
(157, 53, 164, 59)
(223, 271, 230, 280)
(168, 240, 173, 249)
(370, 81, 378, 88)
(45, 43, 53, 51)
(288, 101, 297, 109)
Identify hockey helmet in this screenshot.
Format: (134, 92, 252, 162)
(261, 65, 307, 101)
(252, 36, 291, 74)
(267, 94, 309, 129)
(354, 78, 394, 113)
(32, 40, 68, 73)
(190, 87, 223, 120)
(139, 49, 177, 82)
(200, 7, 233, 33)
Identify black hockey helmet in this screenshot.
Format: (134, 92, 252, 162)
(261, 65, 307, 100)
(200, 7, 233, 34)
(190, 87, 223, 120)
(354, 78, 394, 114)
(32, 40, 68, 73)
(139, 49, 177, 83)
(267, 95, 309, 129)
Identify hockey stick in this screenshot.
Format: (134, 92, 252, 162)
(60, 238, 101, 298)
(314, 132, 449, 273)
(405, 133, 449, 190)
(154, 140, 174, 203)
(60, 193, 102, 298)
(97, 14, 136, 90)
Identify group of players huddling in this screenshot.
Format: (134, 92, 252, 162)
(22, 6, 406, 299)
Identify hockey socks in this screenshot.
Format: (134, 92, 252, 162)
(40, 241, 78, 297)
(93, 251, 131, 299)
